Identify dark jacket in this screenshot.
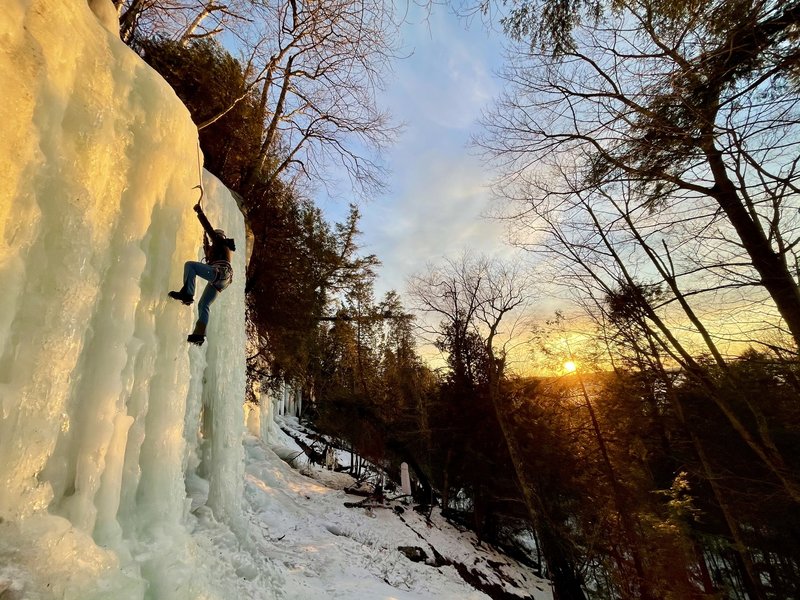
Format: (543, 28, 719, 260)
(195, 205, 235, 264)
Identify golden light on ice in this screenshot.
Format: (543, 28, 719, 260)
(563, 361, 577, 373)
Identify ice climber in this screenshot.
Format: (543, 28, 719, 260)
(168, 203, 236, 346)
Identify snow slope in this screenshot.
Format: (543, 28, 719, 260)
(0, 1, 552, 598)
(243, 419, 553, 600)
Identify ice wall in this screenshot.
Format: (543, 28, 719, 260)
(0, 1, 253, 597)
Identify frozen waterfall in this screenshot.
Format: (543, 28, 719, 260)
(0, 1, 260, 597)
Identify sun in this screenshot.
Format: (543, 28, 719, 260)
(563, 361, 577, 373)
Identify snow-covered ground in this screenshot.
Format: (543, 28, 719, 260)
(231, 420, 553, 600)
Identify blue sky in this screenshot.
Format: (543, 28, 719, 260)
(318, 5, 513, 297)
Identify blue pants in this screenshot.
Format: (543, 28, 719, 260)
(183, 261, 219, 325)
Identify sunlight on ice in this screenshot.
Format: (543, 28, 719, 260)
(0, 1, 261, 598)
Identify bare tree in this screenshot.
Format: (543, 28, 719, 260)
(410, 255, 588, 599)
(409, 253, 531, 387)
(480, 0, 800, 350)
(116, 0, 401, 198)
(237, 0, 401, 196)
(475, 0, 800, 506)
(495, 159, 800, 503)
(115, 0, 248, 44)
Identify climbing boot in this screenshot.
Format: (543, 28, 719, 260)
(168, 289, 194, 305)
(187, 321, 207, 346)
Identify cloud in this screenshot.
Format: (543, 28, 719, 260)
(361, 150, 515, 296)
(387, 8, 502, 131)
(320, 7, 512, 299)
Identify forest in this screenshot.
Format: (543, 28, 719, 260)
(114, 0, 800, 598)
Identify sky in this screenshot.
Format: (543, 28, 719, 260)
(318, 5, 515, 298)
(299, 3, 794, 371)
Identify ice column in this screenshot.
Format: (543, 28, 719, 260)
(184, 172, 247, 534)
(401, 463, 412, 496)
(0, 1, 252, 596)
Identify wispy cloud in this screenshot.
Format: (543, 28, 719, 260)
(362, 152, 508, 294)
(315, 7, 511, 300)
(351, 7, 511, 296)
(387, 8, 500, 132)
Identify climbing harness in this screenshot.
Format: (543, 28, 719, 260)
(209, 260, 234, 292)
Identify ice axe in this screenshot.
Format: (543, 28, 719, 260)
(192, 184, 204, 208)
(193, 141, 204, 208)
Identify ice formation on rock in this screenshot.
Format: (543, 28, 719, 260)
(0, 1, 256, 597)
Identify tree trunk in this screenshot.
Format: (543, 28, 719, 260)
(486, 349, 587, 600)
(441, 446, 452, 513)
(577, 372, 654, 600)
(670, 389, 768, 600)
(244, 55, 295, 192)
(119, 0, 147, 43)
(703, 141, 800, 350)
(178, 5, 213, 45)
(693, 542, 716, 597)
